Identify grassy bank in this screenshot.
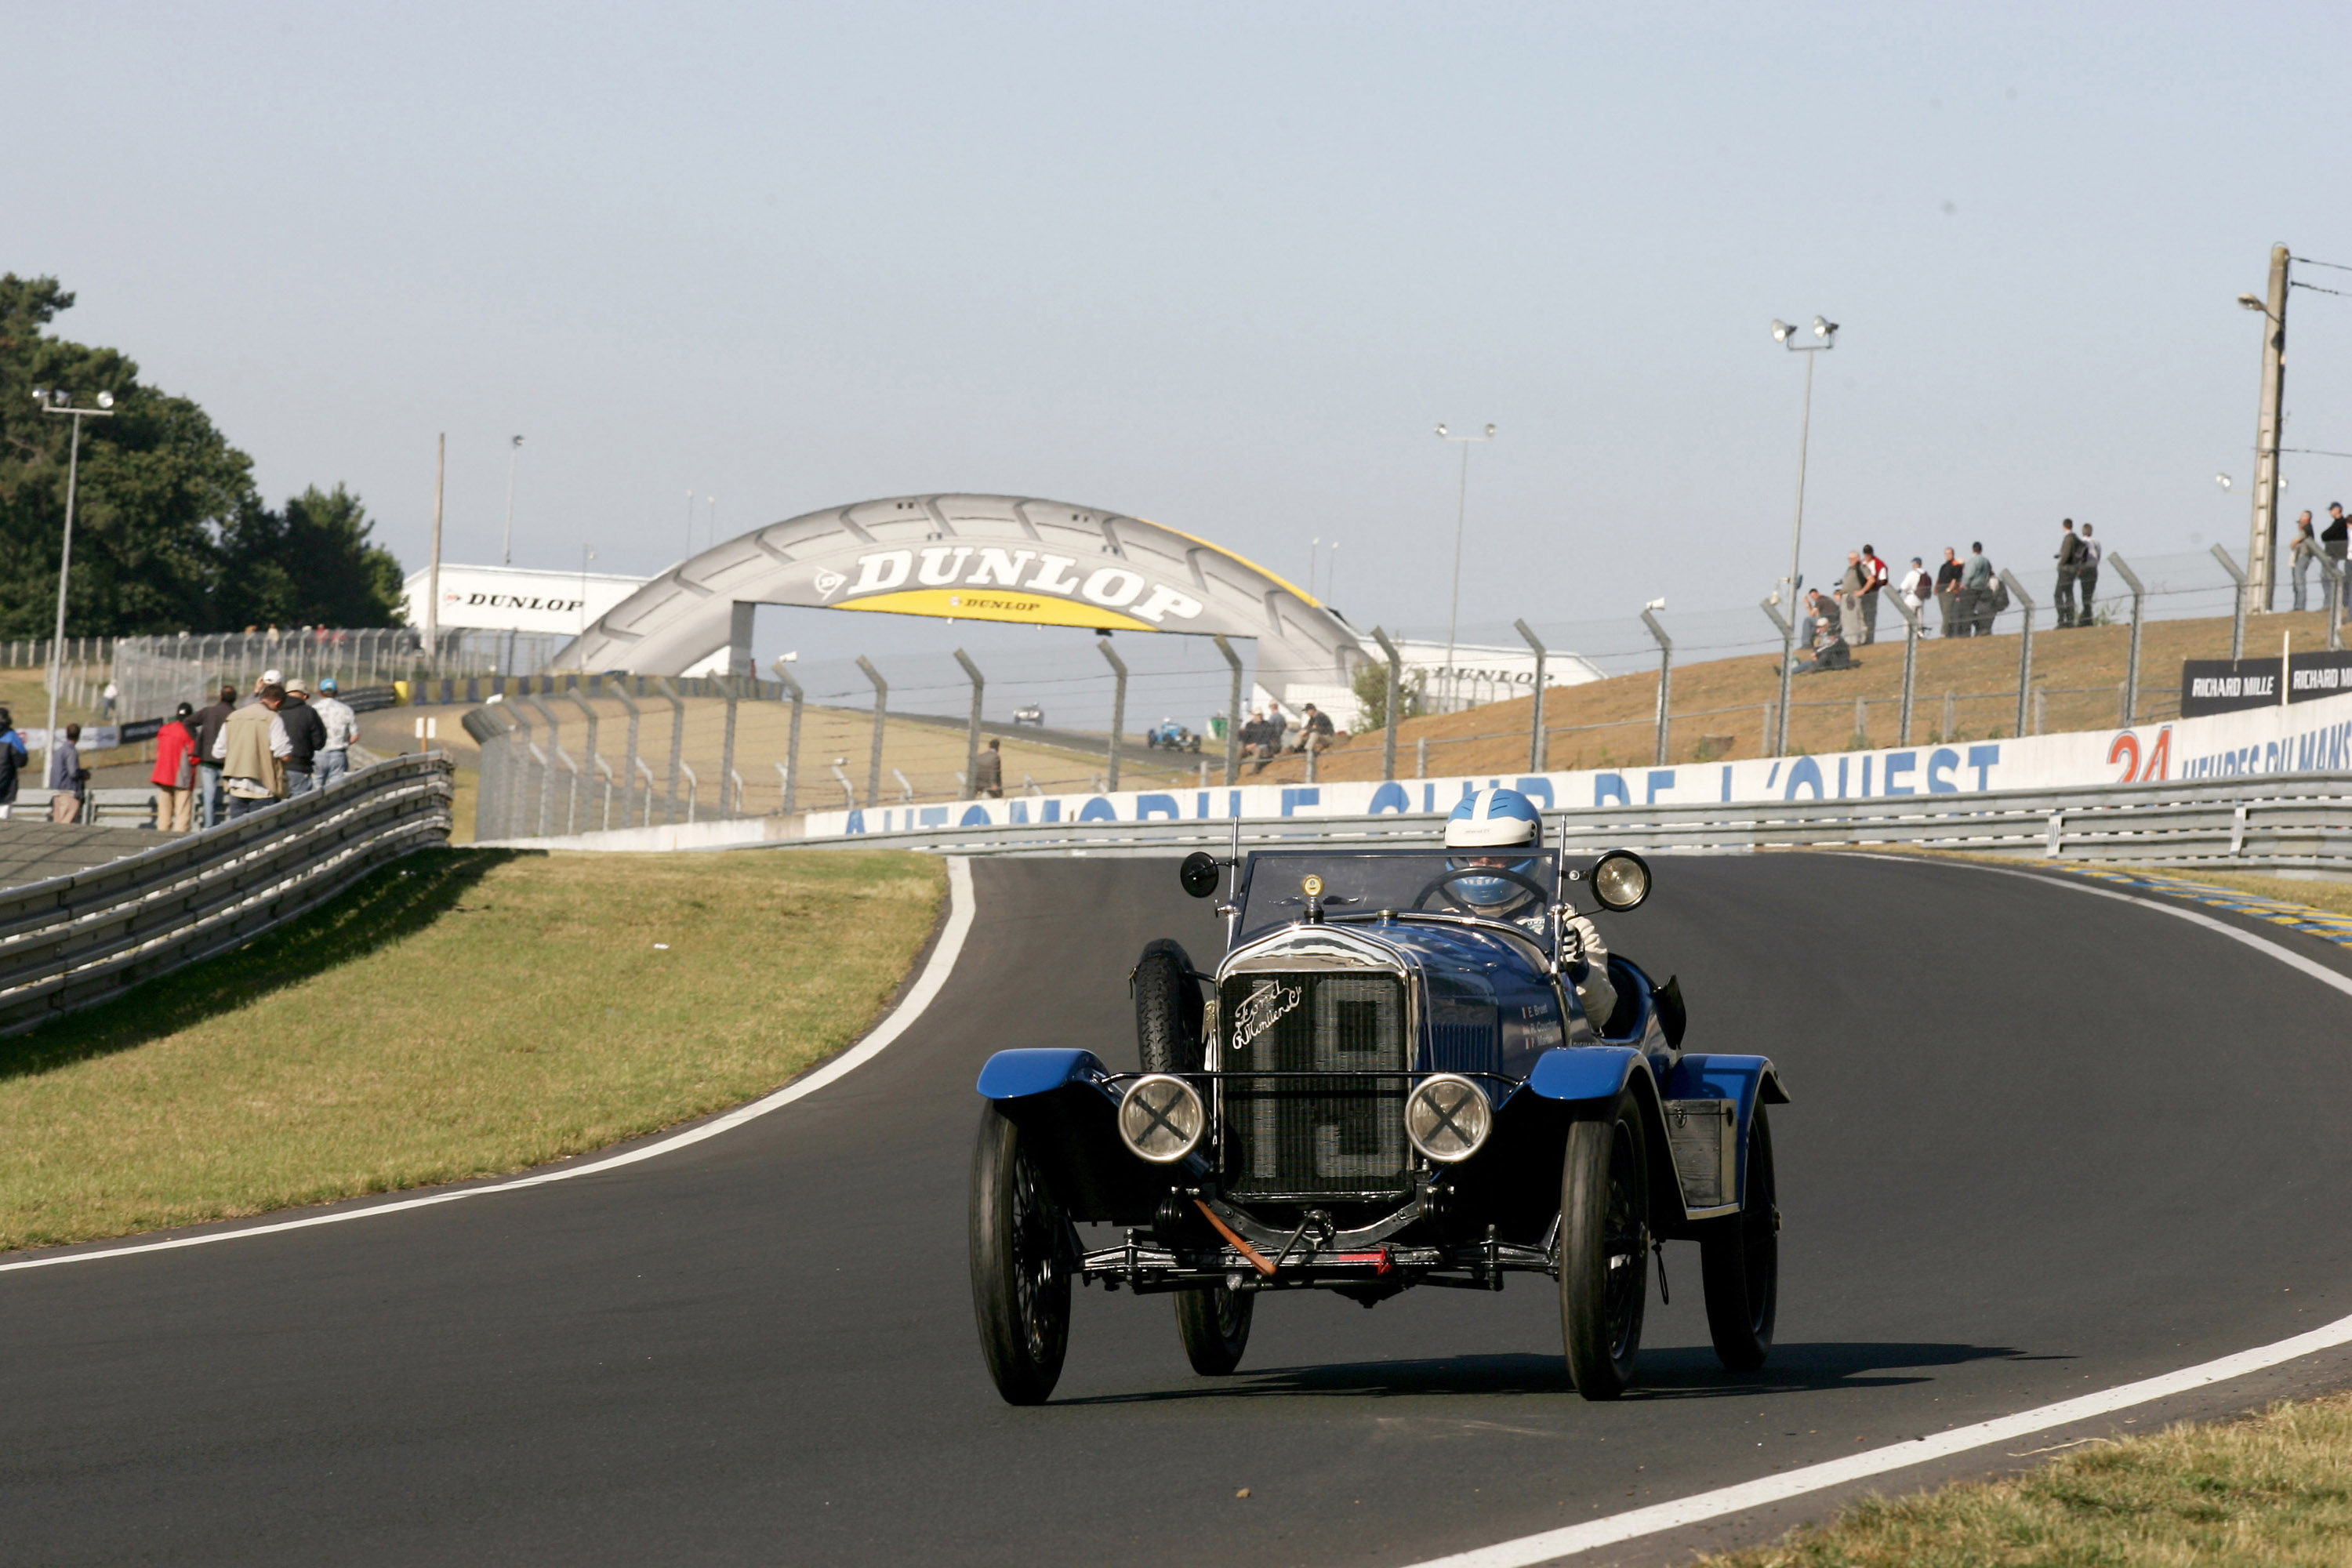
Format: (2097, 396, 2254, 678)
(1706, 1392, 2352, 1567)
(0, 847, 943, 1252)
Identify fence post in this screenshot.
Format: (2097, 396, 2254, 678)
(654, 677, 688, 825)
(2314, 554, 2346, 653)
(774, 658, 804, 815)
(2211, 543, 2248, 662)
(1759, 597, 1795, 757)
(564, 691, 601, 825)
(1095, 637, 1128, 792)
(1943, 690, 1957, 742)
(1417, 735, 1429, 778)
(525, 695, 566, 836)
(1639, 608, 1673, 766)
(1513, 619, 1548, 771)
(1880, 585, 1922, 744)
(2107, 552, 2147, 723)
(719, 677, 742, 818)
(1213, 634, 1243, 787)
(954, 648, 985, 799)
(2000, 568, 2038, 738)
(607, 680, 644, 827)
(856, 656, 887, 809)
(1372, 626, 1403, 782)
(504, 701, 537, 837)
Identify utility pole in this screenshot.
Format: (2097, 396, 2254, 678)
(1436, 423, 1496, 709)
(1769, 316, 1838, 756)
(2244, 245, 2292, 611)
(426, 434, 445, 673)
(501, 434, 523, 566)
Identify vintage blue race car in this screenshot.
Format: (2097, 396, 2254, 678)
(1144, 719, 1201, 751)
(968, 840, 1788, 1404)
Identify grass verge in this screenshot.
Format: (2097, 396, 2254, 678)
(1705, 1392, 2352, 1567)
(0, 846, 944, 1252)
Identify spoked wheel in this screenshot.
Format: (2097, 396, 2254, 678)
(1700, 1105, 1779, 1372)
(969, 1102, 1075, 1405)
(1559, 1089, 1650, 1400)
(1174, 1283, 1255, 1375)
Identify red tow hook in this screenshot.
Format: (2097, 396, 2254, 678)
(1333, 1247, 1396, 1276)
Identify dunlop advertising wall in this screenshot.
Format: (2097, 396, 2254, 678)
(805, 689, 2352, 837)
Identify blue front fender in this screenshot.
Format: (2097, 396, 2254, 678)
(1523, 1046, 1648, 1104)
(976, 1047, 1105, 1101)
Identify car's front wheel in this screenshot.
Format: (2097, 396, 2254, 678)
(1133, 938, 1204, 1074)
(1174, 1283, 1254, 1374)
(1700, 1105, 1778, 1372)
(1559, 1088, 1650, 1400)
(969, 1102, 1073, 1405)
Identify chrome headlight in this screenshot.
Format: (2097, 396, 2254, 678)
(1404, 1073, 1492, 1163)
(1117, 1074, 1206, 1163)
(1591, 849, 1652, 911)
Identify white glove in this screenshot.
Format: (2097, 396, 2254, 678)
(1563, 914, 1618, 1030)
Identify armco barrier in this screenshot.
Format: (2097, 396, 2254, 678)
(0, 753, 454, 1037)
(757, 771, 2352, 873)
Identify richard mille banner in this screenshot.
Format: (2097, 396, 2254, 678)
(807, 689, 2352, 837)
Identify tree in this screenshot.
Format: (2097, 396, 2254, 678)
(1351, 657, 1425, 731)
(217, 485, 405, 628)
(0, 274, 248, 635)
(0, 273, 402, 636)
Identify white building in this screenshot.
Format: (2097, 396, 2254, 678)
(1274, 638, 1605, 731)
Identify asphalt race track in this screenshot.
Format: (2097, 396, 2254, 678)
(4, 852, 2351, 1566)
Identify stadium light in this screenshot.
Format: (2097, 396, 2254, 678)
(1435, 421, 1499, 709)
(36, 391, 118, 762)
(1768, 313, 1839, 758)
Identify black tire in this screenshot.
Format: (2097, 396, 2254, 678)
(1174, 1284, 1254, 1374)
(1700, 1105, 1778, 1373)
(969, 1103, 1073, 1405)
(1559, 1089, 1650, 1400)
(1134, 938, 1204, 1074)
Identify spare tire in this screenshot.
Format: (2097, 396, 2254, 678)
(1134, 938, 1205, 1074)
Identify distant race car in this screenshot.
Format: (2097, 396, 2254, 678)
(1011, 705, 1044, 727)
(1144, 719, 1201, 752)
(968, 840, 1787, 1404)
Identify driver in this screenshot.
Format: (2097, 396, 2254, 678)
(1444, 788, 1618, 1031)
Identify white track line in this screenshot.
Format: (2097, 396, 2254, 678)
(1405, 854, 2352, 1568)
(0, 855, 976, 1277)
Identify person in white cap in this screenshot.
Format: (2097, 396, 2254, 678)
(311, 677, 358, 787)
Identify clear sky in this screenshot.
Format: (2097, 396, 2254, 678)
(12, 2, 2351, 691)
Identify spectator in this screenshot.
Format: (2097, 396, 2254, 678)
(972, 737, 1004, 798)
(0, 708, 24, 821)
(2290, 512, 2320, 613)
(1793, 600, 1854, 674)
(311, 677, 358, 788)
(214, 683, 290, 819)
(1265, 702, 1290, 754)
(2325, 503, 2349, 571)
(151, 701, 198, 833)
(2078, 523, 2103, 624)
(100, 680, 118, 722)
(1838, 551, 1867, 646)
(1934, 546, 1965, 637)
(280, 679, 328, 797)
(1240, 710, 1276, 771)
(1300, 702, 1335, 755)
(2053, 518, 2085, 627)
(49, 722, 86, 824)
(1961, 542, 1995, 636)
(1898, 555, 1930, 617)
(191, 683, 237, 829)
(1859, 544, 1888, 644)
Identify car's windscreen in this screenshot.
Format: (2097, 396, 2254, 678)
(1234, 849, 1559, 950)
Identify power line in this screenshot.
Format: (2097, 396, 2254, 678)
(2292, 254, 2352, 273)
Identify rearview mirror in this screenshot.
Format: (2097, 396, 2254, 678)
(1178, 851, 1222, 899)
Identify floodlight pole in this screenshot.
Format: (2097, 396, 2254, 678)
(1436, 423, 1496, 705)
(1769, 316, 1837, 757)
(1372, 626, 1404, 782)
(954, 648, 985, 799)
(36, 394, 114, 759)
(1213, 634, 1243, 786)
(1096, 637, 1128, 792)
(856, 656, 887, 808)
(773, 657, 804, 814)
(1513, 619, 1548, 771)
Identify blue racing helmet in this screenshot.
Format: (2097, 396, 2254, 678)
(1443, 788, 1544, 906)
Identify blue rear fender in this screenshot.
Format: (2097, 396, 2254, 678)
(1504, 1047, 1686, 1235)
(1664, 1053, 1790, 1213)
(975, 1048, 1167, 1226)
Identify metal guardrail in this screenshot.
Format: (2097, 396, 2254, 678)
(755, 772, 2352, 874)
(0, 753, 455, 1038)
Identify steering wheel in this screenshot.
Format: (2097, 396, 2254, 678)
(1410, 866, 1553, 912)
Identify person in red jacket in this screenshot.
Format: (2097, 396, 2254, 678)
(151, 702, 199, 833)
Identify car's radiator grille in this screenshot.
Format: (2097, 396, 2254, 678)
(1218, 971, 1411, 1198)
